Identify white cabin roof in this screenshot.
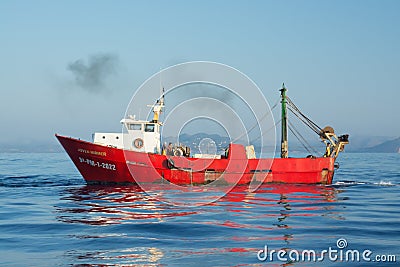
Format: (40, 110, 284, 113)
(120, 118, 151, 124)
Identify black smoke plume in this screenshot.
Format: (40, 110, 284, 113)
(67, 53, 119, 92)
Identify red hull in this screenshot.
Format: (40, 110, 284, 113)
(56, 134, 335, 185)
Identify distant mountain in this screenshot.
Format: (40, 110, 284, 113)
(346, 135, 397, 152)
(163, 133, 231, 154)
(358, 137, 400, 153)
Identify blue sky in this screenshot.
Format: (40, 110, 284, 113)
(1, 0, 399, 148)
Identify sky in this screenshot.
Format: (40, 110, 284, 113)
(0, 0, 399, 150)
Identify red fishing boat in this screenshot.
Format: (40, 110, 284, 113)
(56, 85, 349, 185)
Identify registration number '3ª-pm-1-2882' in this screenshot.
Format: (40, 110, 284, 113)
(78, 157, 116, 171)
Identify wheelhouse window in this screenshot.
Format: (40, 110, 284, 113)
(145, 124, 155, 132)
(129, 123, 142, 131)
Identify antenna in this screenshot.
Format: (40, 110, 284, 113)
(159, 67, 162, 98)
(146, 70, 165, 123)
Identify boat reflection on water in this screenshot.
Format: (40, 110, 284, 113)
(57, 185, 199, 225)
(56, 184, 341, 265)
(57, 184, 339, 225)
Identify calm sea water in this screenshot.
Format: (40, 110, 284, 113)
(0, 153, 399, 266)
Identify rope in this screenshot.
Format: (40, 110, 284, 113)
(225, 119, 280, 152)
(288, 120, 319, 155)
(250, 118, 281, 143)
(287, 103, 321, 134)
(288, 125, 313, 154)
(287, 106, 321, 135)
(230, 98, 280, 143)
(286, 96, 322, 134)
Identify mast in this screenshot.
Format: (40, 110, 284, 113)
(280, 83, 288, 158)
(151, 69, 165, 123)
(149, 87, 164, 123)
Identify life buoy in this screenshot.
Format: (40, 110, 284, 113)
(133, 138, 144, 149)
(173, 147, 184, 157)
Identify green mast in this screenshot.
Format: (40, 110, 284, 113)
(280, 83, 288, 158)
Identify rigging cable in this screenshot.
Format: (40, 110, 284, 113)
(287, 105, 321, 135)
(287, 102, 321, 134)
(288, 120, 320, 155)
(288, 125, 313, 155)
(286, 96, 322, 134)
(286, 96, 319, 128)
(230, 98, 280, 143)
(251, 118, 281, 143)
